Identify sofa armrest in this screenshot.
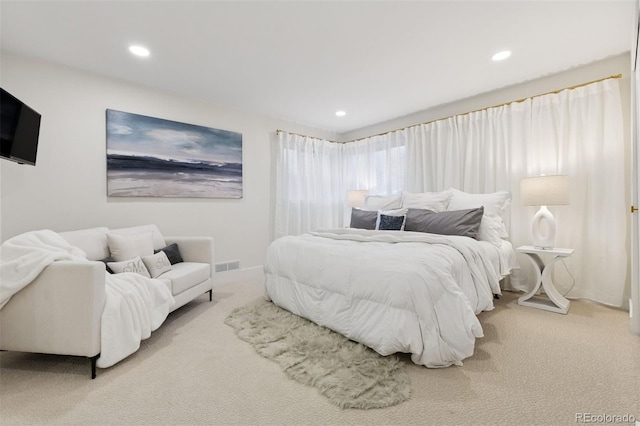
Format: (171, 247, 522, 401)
(0, 261, 105, 358)
(164, 236, 214, 276)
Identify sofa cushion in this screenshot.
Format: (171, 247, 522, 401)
(58, 227, 109, 261)
(109, 225, 167, 250)
(158, 262, 210, 296)
(107, 232, 154, 262)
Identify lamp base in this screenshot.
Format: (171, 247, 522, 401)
(531, 205, 556, 249)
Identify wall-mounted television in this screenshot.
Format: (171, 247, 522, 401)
(0, 88, 41, 166)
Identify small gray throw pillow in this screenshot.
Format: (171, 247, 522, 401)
(154, 243, 183, 265)
(99, 256, 115, 274)
(377, 214, 406, 231)
(404, 207, 484, 239)
(350, 209, 378, 230)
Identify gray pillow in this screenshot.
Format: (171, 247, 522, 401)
(99, 256, 115, 274)
(154, 243, 183, 265)
(404, 207, 484, 239)
(350, 209, 378, 230)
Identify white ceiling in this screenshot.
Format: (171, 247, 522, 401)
(0, 1, 634, 134)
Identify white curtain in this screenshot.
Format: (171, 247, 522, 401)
(525, 80, 627, 306)
(404, 102, 531, 233)
(274, 132, 344, 239)
(274, 79, 627, 307)
(402, 79, 627, 306)
(342, 132, 406, 196)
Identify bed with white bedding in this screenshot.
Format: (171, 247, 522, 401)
(264, 227, 517, 368)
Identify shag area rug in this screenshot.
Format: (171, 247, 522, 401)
(224, 300, 411, 409)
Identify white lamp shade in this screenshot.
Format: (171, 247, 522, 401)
(347, 190, 369, 208)
(520, 175, 569, 206)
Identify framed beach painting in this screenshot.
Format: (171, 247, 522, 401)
(106, 109, 242, 198)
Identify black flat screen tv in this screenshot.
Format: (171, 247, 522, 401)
(0, 88, 41, 166)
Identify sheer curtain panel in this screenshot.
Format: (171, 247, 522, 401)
(274, 132, 344, 238)
(524, 80, 627, 306)
(342, 132, 406, 196)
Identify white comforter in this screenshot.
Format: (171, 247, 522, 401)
(264, 228, 505, 368)
(0, 230, 175, 368)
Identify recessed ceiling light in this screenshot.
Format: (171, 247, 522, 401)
(336, 110, 346, 117)
(492, 50, 511, 61)
(129, 45, 150, 57)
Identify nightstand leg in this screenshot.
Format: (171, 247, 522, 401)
(518, 253, 570, 314)
(540, 256, 570, 314)
(518, 253, 543, 302)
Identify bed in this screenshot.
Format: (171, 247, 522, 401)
(264, 189, 518, 368)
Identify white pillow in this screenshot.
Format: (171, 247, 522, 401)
(107, 256, 151, 278)
(141, 251, 172, 278)
(375, 208, 408, 230)
(107, 232, 154, 262)
(447, 188, 511, 217)
(401, 190, 452, 212)
(447, 189, 512, 246)
(109, 225, 166, 250)
(477, 215, 505, 246)
(363, 194, 402, 211)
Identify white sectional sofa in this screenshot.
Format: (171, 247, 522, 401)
(0, 224, 214, 378)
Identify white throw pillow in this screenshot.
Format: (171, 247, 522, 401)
(141, 251, 172, 278)
(363, 194, 402, 211)
(107, 256, 152, 278)
(447, 188, 511, 217)
(477, 215, 504, 247)
(107, 231, 154, 262)
(109, 225, 166, 251)
(401, 190, 452, 212)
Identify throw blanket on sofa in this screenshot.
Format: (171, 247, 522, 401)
(0, 229, 87, 309)
(0, 230, 175, 368)
(98, 272, 174, 368)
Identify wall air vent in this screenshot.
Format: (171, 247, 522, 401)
(215, 260, 241, 273)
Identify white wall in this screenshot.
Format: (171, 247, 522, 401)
(0, 52, 338, 272)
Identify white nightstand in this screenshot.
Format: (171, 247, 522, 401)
(516, 245, 574, 314)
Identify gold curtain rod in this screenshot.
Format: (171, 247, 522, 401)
(462, 73, 623, 117)
(275, 129, 339, 143)
(277, 74, 623, 144)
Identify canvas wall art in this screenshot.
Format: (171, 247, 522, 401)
(106, 109, 242, 198)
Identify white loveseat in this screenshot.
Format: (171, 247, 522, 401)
(0, 224, 214, 378)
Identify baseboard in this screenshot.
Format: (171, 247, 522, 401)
(213, 265, 264, 286)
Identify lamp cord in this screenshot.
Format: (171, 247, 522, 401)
(558, 257, 576, 297)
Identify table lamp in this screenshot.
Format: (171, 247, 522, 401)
(520, 175, 569, 249)
(347, 190, 369, 209)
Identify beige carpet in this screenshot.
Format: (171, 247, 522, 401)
(0, 275, 638, 426)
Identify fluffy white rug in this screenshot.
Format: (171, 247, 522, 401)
(225, 300, 411, 409)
